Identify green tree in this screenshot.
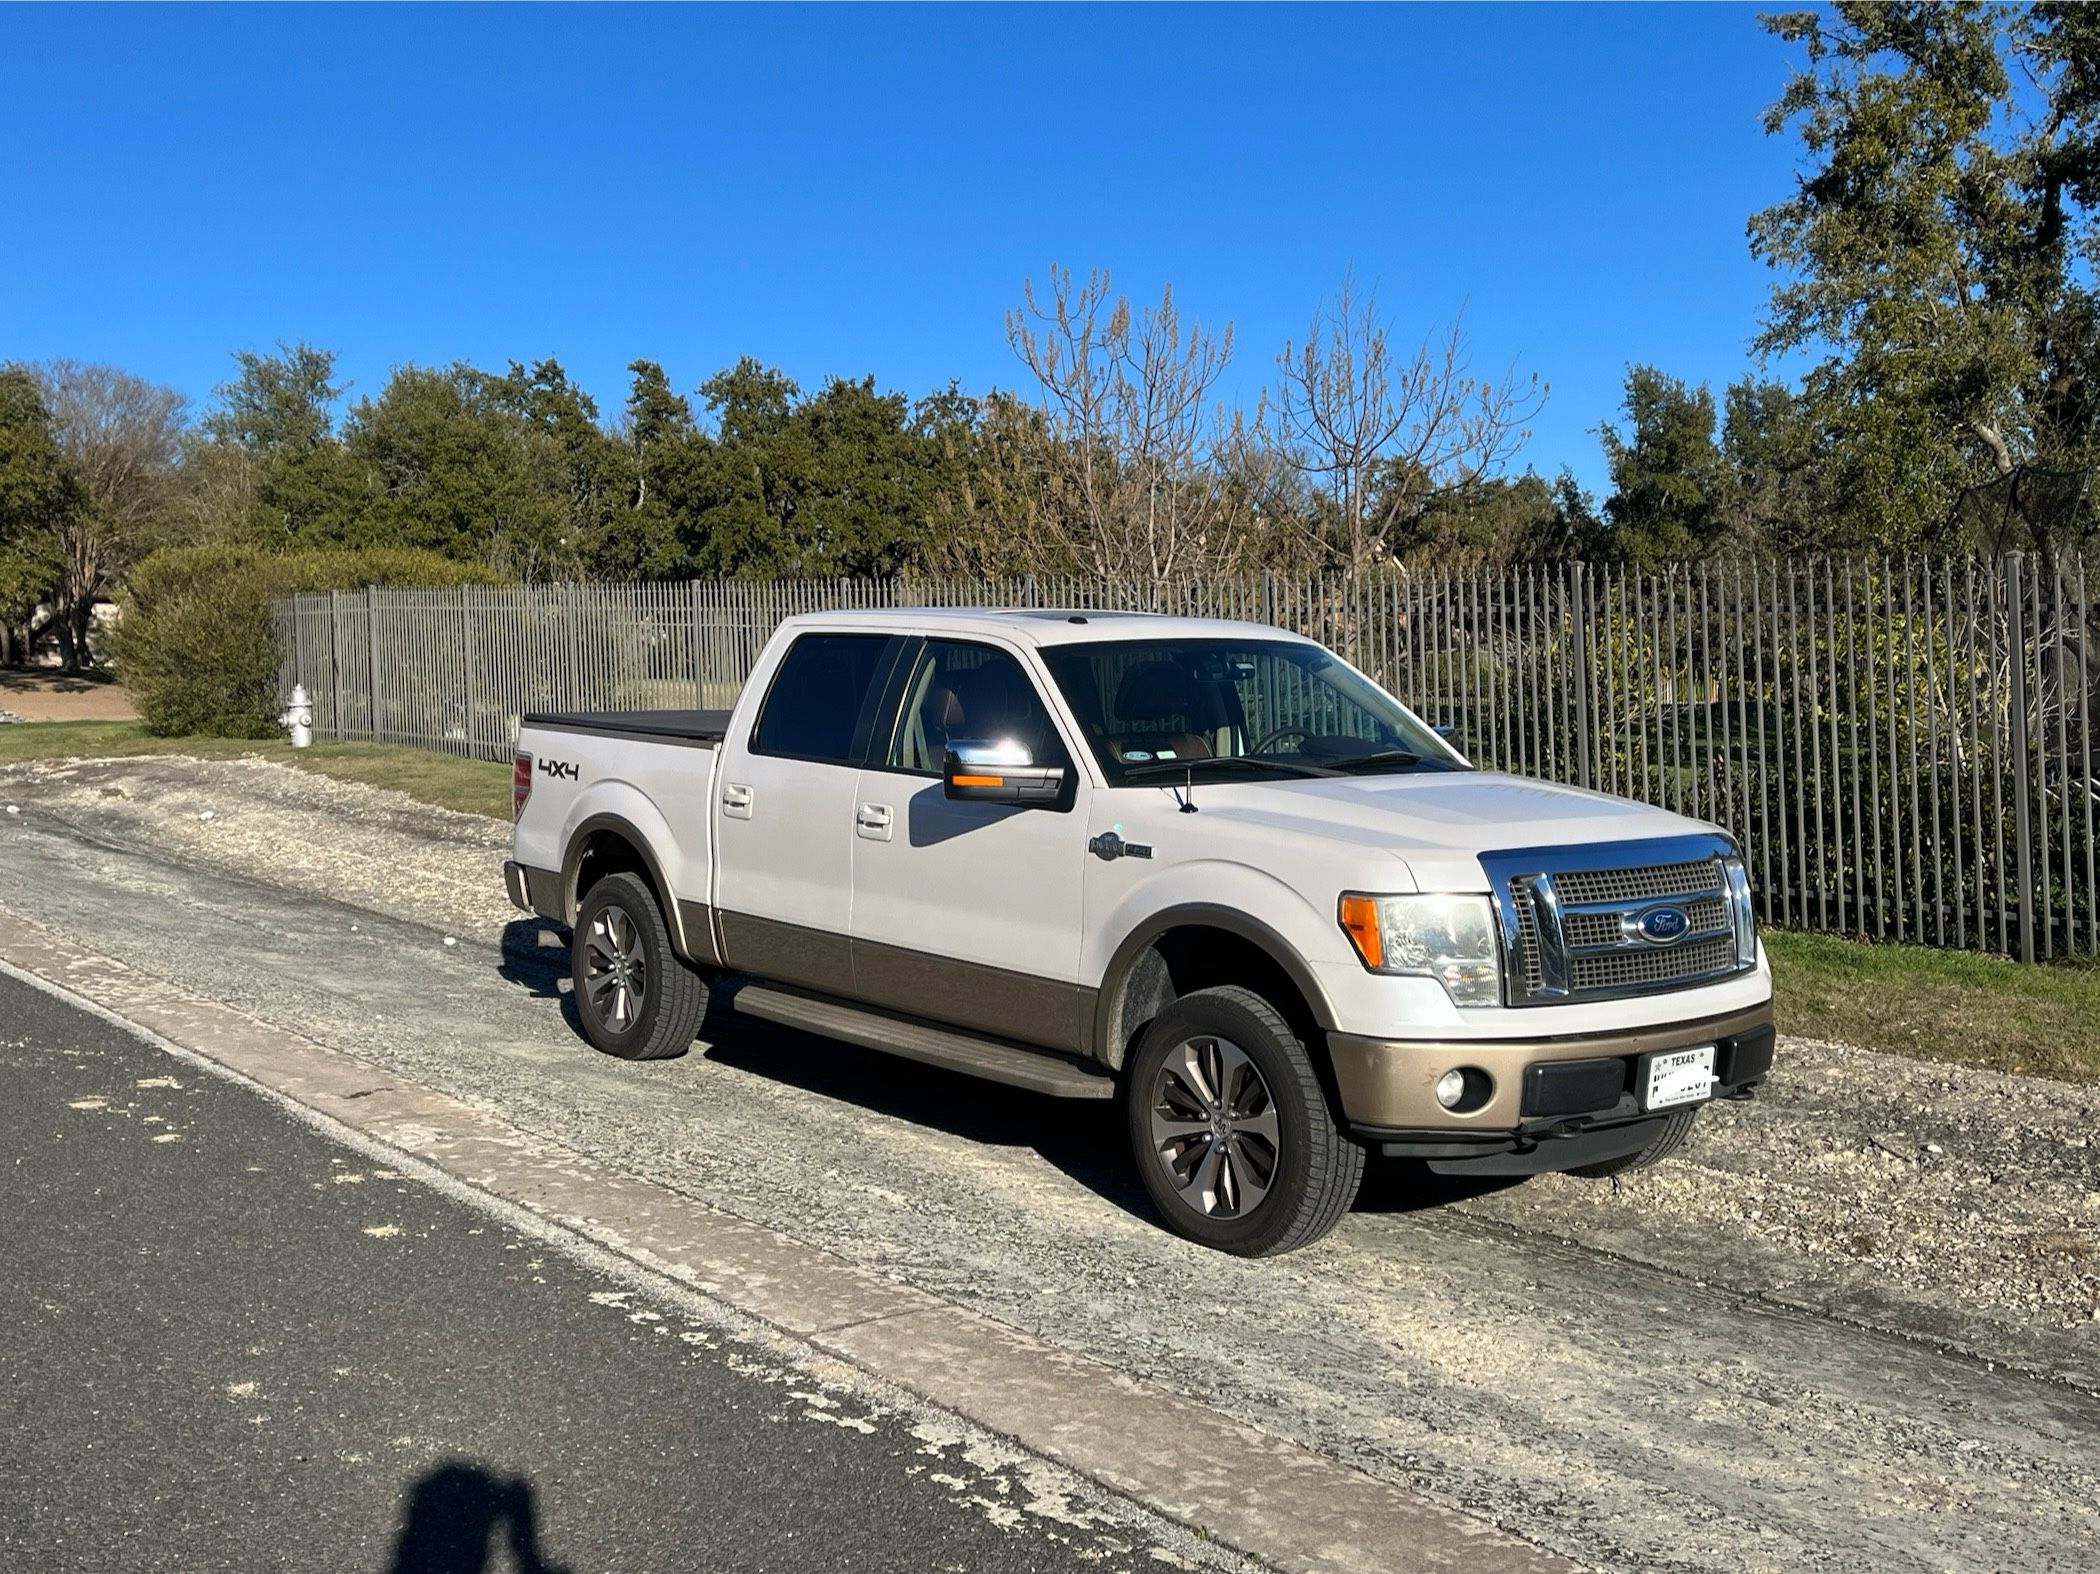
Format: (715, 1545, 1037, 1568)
(1753, 1, 2100, 549)
(1598, 366, 1727, 566)
(488, 357, 635, 575)
(1718, 378, 1836, 553)
(198, 343, 361, 542)
(605, 359, 698, 579)
(340, 363, 572, 577)
(674, 359, 955, 578)
(203, 342, 340, 454)
(0, 369, 80, 665)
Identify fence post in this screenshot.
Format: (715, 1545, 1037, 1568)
(1570, 564, 1594, 790)
(564, 581, 582, 708)
(457, 584, 475, 755)
(326, 590, 344, 741)
(689, 580, 704, 708)
(2007, 552, 2036, 963)
(366, 585, 383, 745)
(1262, 568, 1276, 629)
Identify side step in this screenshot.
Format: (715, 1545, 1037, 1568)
(731, 985, 1117, 1100)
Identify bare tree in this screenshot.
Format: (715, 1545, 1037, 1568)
(1006, 265, 1266, 594)
(1267, 277, 1545, 572)
(30, 361, 188, 668)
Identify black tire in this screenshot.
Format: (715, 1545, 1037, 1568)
(1569, 1106, 1700, 1178)
(1125, 985, 1364, 1257)
(570, 872, 709, 1062)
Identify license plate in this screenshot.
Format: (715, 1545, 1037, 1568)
(1643, 1045, 1717, 1110)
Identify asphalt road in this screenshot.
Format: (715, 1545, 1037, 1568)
(0, 970, 1236, 1574)
(2, 757, 2098, 1571)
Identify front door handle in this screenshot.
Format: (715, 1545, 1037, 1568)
(722, 783, 754, 820)
(855, 802, 894, 843)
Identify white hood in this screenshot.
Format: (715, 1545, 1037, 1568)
(1177, 771, 1719, 890)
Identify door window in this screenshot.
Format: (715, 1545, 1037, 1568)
(887, 640, 1068, 775)
(749, 633, 893, 765)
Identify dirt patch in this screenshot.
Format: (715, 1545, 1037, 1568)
(0, 671, 139, 723)
(0, 753, 508, 939)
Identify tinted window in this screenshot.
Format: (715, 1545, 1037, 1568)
(1039, 638, 1460, 784)
(750, 634, 891, 764)
(888, 640, 1068, 774)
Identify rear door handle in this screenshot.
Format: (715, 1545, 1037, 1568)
(722, 783, 754, 820)
(855, 802, 893, 842)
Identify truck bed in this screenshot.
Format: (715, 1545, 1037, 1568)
(520, 708, 733, 747)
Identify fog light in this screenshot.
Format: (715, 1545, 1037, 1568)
(1435, 1069, 1467, 1109)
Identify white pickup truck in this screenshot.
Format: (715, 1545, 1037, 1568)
(508, 609, 1773, 1255)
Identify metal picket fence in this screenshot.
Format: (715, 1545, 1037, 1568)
(278, 554, 2098, 963)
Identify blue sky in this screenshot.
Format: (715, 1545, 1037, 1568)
(2, 3, 1808, 491)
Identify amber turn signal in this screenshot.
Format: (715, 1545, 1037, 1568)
(951, 773, 1005, 788)
(1338, 894, 1383, 971)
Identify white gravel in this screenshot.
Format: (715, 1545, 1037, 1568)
(5, 749, 2100, 1571)
(6, 750, 2095, 1353)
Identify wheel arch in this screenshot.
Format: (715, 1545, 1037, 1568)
(1090, 904, 1339, 1074)
(562, 812, 701, 964)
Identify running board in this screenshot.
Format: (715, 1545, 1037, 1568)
(731, 985, 1117, 1100)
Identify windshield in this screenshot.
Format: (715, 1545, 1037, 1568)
(1037, 638, 1466, 786)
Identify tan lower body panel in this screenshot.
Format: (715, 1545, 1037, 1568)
(1328, 1002, 1774, 1130)
(714, 911, 1094, 1056)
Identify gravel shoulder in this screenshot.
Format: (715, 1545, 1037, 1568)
(5, 753, 2099, 1571)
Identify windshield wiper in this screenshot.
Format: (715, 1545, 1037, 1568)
(1321, 749, 1459, 773)
(1121, 756, 1341, 782)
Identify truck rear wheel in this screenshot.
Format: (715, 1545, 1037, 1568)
(571, 872, 709, 1062)
(1126, 985, 1363, 1257)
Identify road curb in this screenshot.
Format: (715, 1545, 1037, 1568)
(0, 915, 1572, 1574)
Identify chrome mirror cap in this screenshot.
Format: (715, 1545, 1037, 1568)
(947, 737, 1035, 768)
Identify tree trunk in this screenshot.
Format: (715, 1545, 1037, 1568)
(70, 599, 95, 670)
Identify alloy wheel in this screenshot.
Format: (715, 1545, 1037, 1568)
(1147, 1035, 1281, 1217)
(582, 903, 648, 1032)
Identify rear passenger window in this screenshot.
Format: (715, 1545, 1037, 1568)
(750, 634, 891, 764)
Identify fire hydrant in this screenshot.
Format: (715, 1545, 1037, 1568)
(281, 684, 314, 749)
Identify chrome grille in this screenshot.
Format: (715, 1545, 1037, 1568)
(1481, 837, 1755, 1007)
(1554, 861, 1720, 905)
(1513, 891, 1543, 991)
(1571, 934, 1739, 993)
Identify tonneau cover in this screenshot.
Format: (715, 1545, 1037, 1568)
(521, 708, 733, 745)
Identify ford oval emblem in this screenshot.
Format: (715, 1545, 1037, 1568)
(1635, 905, 1691, 944)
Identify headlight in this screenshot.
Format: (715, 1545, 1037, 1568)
(1338, 893, 1502, 1007)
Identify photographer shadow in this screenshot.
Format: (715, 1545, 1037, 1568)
(387, 1461, 568, 1574)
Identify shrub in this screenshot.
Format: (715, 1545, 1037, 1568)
(117, 545, 503, 737)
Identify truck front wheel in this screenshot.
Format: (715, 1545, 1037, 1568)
(571, 872, 710, 1061)
(1126, 985, 1364, 1256)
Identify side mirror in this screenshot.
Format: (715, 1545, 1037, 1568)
(1432, 723, 1458, 742)
(943, 740, 1065, 805)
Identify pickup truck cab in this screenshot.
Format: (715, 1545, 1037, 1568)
(508, 609, 1773, 1255)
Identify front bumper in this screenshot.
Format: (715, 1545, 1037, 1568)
(1330, 1002, 1774, 1161)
